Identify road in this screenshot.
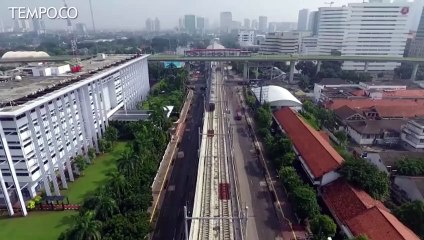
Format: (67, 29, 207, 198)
(223, 76, 281, 239)
(152, 81, 205, 240)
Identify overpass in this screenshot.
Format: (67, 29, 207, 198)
(148, 54, 424, 82)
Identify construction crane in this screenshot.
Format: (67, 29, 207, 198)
(325, 1, 335, 7)
(63, 0, 81, 72)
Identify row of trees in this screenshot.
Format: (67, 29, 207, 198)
(302, 100, 336, 130)
(59, 64, 187, 240)
(252, 103, 338, 240)
(393, 200, 424, 239)
(395, 158, 424, 176)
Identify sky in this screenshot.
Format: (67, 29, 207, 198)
(0, 0, 422, 31)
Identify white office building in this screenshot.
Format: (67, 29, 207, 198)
(0, 53, 150, 216)
(238, 30, 255, 46)
(317, 7, 350, 55)
(298, 9, 310, 31)
(342, 0, 411, 71)
(260, 31, 313, 55)
(316, 0, 412, 71)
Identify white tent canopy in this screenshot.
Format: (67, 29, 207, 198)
(251, 85, 302, 107)
(1, 51, 50, 59)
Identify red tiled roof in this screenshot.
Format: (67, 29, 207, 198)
(318, 131, 331, 144)
(347, 207, 420, 240)
(373, 105, 424, 118)
(383, 89, 424, 98)
(326, 99, 424, 110)
(322, 179, 387, 221)
(274, 108, 343, 178)
(322, 179, 420, 240)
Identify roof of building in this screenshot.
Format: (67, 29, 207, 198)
(378, 151, 424, 168)
(334, 105, 359, 120)
(1, 51, 50, 59)
(206, 42, 226, 50)
(274, 108, 344, 178)
(326, 99, 424, 111)
(322, 179, 386, 221)
(383, 89, 424, 98)
(319, 78, 351, 86)
(322, 179, 420, 240)
(347, 119, 405, 135)
(394, 176, 424, 201)
(347, 207, 420, 240)
(373, 105, 424, 118)
(0, 54, 147, 112)
(251, 85, 302, 107)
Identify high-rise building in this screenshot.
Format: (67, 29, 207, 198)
(259, 16, 268, 33)
(14, 19, 30, 32)
(342, 1, 412, 71)
(184, 15, 196, 34)
(0, 20, 5, 33)
(238, 30, 255, 46)
(145, 18, 153, 32)
(220, 12, 233, 33)
(75, 23, 88, 36)
(297, 9, 309, 31)
(260, 32, 312, 55)
(154, 18, 160, 32)
(204, 18, 209, 31)
(317, 7, 349, 55)
(251, 19, 258, 30)
(244, 18, 251, 29)
(178, 17, 184, 31)
(197, 17, 205, 34)
(409, 7, 424, 57)
(0, 54, 150, 216)
(231, 21, 242, 31)
(308, 11, 319, 35)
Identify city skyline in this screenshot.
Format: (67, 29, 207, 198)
(0, 0, 395, 31)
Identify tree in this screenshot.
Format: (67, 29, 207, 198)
(117, 151, 140, 178)
(102, 212, 151, 240)
(60, 211, 102, 240)
(310, 214, 337, 240)
(82, 191, 119, 221)
(88, 147, 97, 161)
(74, 155, 88, 175)
(106, 172, 127, 199)
(296, 61, 317, 78)
(279, 166, 303, 192)
(255, 104, 272, 129)
(339, 158, 389, 200)
(393, 201, 424, 238)
(99, 139, 112, 153)
(395, 158, 424, 176)
(278, 152, 296, 168)
(291, 186, 320, 220)
(104, 126, 118, 143)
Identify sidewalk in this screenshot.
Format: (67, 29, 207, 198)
(238, 89, 308, 240)
(149, 90, 194, 223)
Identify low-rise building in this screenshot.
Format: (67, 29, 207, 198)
(237, 30, 255, 46)
(274, 108, 343, 186)
(259, 32, 313, 55)
(321, 179, 420, 240)
(401, 118, 424, 151)
(393, 176, 424, 203)
(346, 119, 405, 145)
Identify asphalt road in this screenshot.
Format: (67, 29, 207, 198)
(224, 81, 281, 240)
(152, 83, 205, 240)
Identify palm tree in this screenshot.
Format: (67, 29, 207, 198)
(63, 211, 102, 240)
(82, 191, 118, 221)
(117, 151, 136, 177)
(106, 171, 127, 199)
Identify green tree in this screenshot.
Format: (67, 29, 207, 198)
(106, 172, 127, 199)
(99, 139, 112, 153)
(393, 201, 424, 238)
(88, 147, 97, 161)
(74, 155, 88, 175)
(104, 126, 118, 143)
(280, 152, 296, 167)
(82, 191, 119, 221)
(395, 158, 424, 176)
(255, 105, 272, 129)
(117, 151, 140, 178)
(296, 61, 317, 78)
(60, 211, 102, 240)
(102, 212, 151, 240)
(279, 166, 303, 192)
(291, 186, 320, 219)
(339, 158, 389, 200)
(310, 214, 337, 240)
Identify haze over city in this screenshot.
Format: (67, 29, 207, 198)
(0, 0, 400, 30)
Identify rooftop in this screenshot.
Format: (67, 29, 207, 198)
(318, 78, 352, 86)
(322, 179, 420, 240)
(251, 85, 302, 107)
(274, 108, 344, 178)
(0, 55, 144, 112)
(383, 89, 424, 98)
(347, 119, 405, 135)
(334, 105, 362, 120)
(325, 98, 424, 110)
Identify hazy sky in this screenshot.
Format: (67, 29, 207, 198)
(0, 0, 422, 30)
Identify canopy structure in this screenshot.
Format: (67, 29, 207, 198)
(1, 51, 50, 59)
(251, 85, 302, 107)
(206, 42, 225, 50)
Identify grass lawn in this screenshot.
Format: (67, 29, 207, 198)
(0, 142, 128, 240)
